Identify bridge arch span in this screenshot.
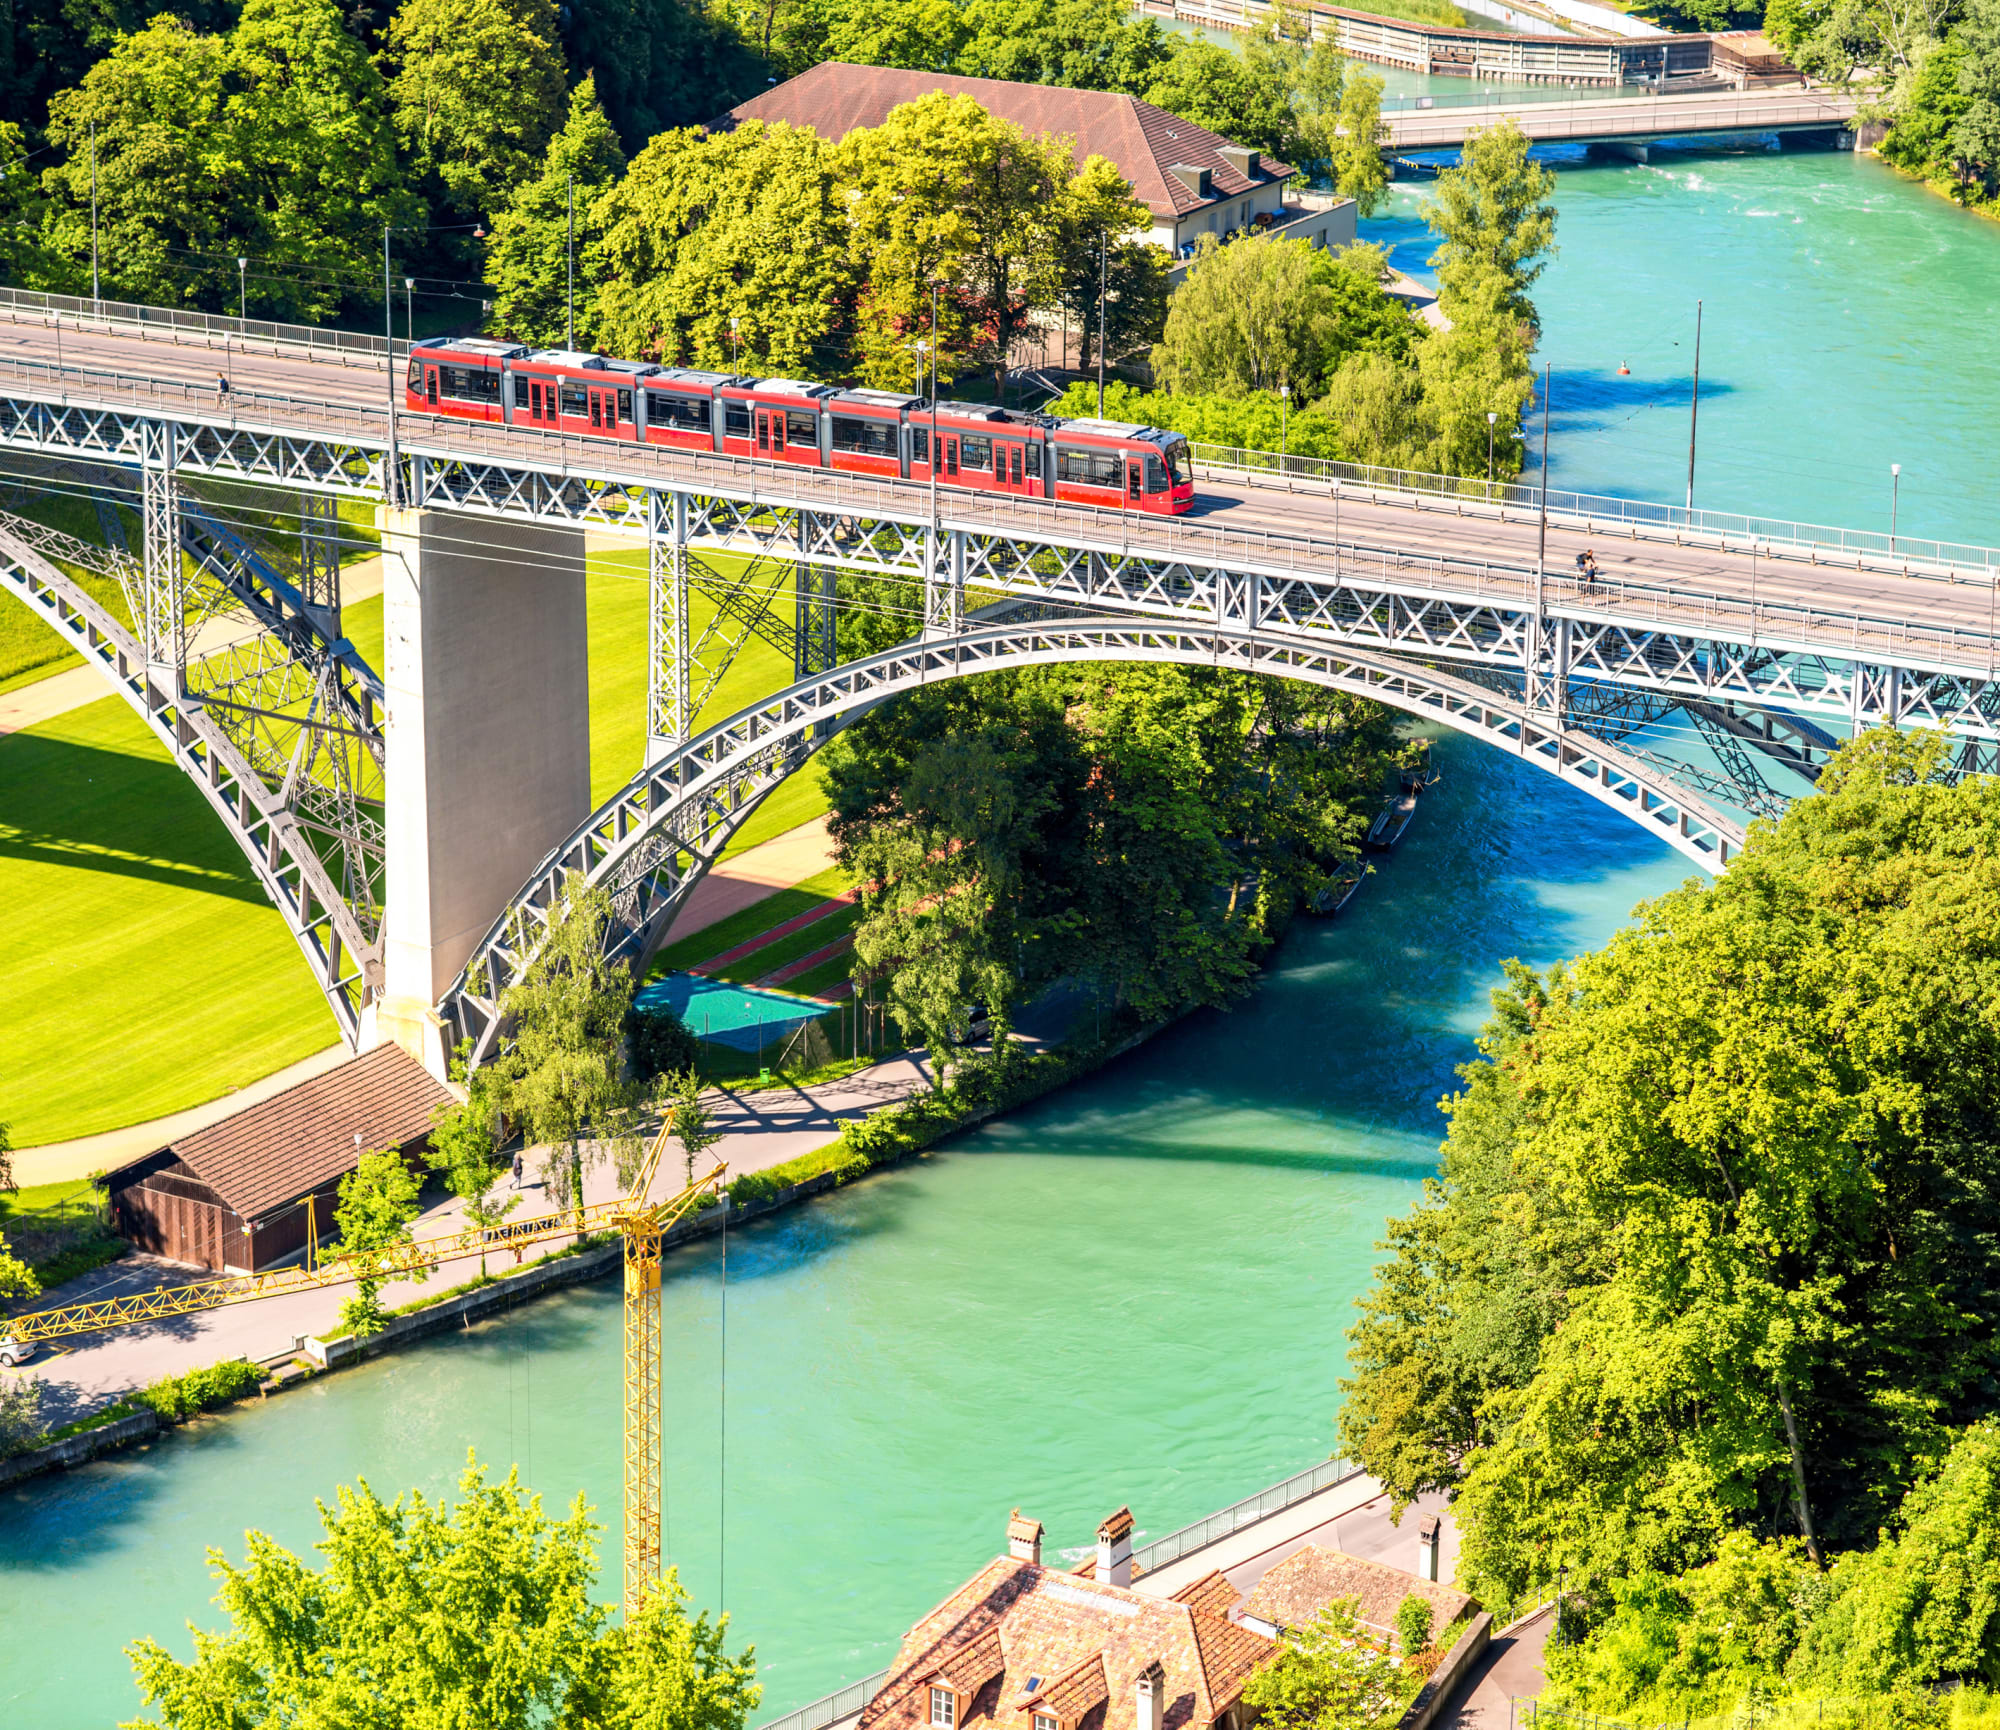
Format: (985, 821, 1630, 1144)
(445, 615, 1746, 1066)
(0, 518, 380, 1040)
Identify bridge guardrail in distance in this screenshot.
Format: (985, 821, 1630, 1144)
(0, 285, 401, 369)
(1187, 444, 2000, 584)
(754, 1670, 894, 1730)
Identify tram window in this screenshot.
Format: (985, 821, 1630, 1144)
(1166, 440, 1191, 487)
(560, 381, 589, 418)
(945, 441, 957, 477)
(1010, 445, 1023, 484)
(911, 427, 929, 466)
(757, 414, 769, 451)
(832, 415, 897, 458)
(618, 390, 632, 423)
(406, 359, 422, 390)
(785, 409, 819, 447)
(1145, 455, 1169, 493)
(440, 365, 498, 403)
(958, 435, 992, 472)
(1025, 443, 1042, 478)
(513, 376, 529, 408)
(724, 402, 752, 438)
(649, 393, 711, 431)
(1056, 445, 1122, 488)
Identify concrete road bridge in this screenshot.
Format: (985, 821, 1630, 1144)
(1381, 86, 1859, 153)
(1, 294, 1995, 1075)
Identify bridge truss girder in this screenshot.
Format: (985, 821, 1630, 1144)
(443, 616, 1751, 1068)
(0, 519, 381, 1037)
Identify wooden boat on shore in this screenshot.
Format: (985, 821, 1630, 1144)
(1307, 860, 1365, 917)
(1363, 787, 1419, 852)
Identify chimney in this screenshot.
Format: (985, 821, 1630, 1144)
(1009, 1509, 1044, 1565)
(1097, 1506, 1135, 1588)
(1418, 1514, 1441, 1583)
(1135, 1661, 1165, 1730)
(1169, 164, 1212, 199)
(1218, 145, 1262, 180)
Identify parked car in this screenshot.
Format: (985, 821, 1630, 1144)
(0, 1337, 34, 1368)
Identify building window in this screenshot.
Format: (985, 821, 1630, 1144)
(931, 1689, 956, 1728)
(1036, 1715, 1060, 1730)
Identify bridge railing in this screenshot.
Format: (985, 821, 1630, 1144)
(1188, 443, 2000, 581)
(0, 286, 399, 368)
(1131, 1455, 1367, 1575)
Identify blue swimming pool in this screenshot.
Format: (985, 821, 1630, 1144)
(632, 972, 828, 1053)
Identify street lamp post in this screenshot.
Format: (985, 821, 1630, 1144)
(1486, 409, 1497, 494)
(383, 223, 403, 508)
(237, 257, 247, 322)
(1279, 383, 1290, 471)
(1891, 462, 1902, 554)
(1096, 229, 1108, 420)
(729, 314, 740, 371)
(1536, 363, 1551, 612)
(566, 174, 575, 350)
(88, 122, 100, 309)
(404, 276, 415, 344)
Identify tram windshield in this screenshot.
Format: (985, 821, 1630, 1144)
(1164, 438, 1191, 488)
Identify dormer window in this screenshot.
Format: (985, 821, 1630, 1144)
(931, 1689, 957, 1728)
(1035, 1715, 1060, 1730)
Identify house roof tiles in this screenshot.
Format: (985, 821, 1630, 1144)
(858, 1556, 1276, 1730)
(111, 1045, 452, 1220)
(1168, 1573, 1237, 1622)
(1239, 1546, 1474, 1640)
(714, 64, 1295, 221)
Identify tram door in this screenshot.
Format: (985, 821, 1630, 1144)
(755, 409, 786, 454)
(940, 435, 958, 479)
(995, 441, 1028, 493)
(588, 386, 618, 429)
(1126, 457, 1144, 505)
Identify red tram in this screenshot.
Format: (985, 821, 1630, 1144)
(405, 338, 1196, 516)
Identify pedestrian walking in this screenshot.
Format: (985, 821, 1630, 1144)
(512, 1152, 524, 1189)
(215, 372, 230, 398)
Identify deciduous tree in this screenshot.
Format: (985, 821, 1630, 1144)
(1240, 1597, 1410, 1730)
(1421, 118, 1556, 332)
(486, 75, 627, 347)
(386, 0, 567, 223)
(333, 1145, 424, 1335)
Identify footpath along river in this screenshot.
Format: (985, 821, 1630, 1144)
(5, 121, 2000, 1730)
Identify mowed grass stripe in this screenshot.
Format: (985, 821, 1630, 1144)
(713, 903, 861, 986)
(0, 695, 339, 1145)
(650, 864, 854, 976)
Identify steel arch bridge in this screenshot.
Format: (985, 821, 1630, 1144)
(442, 612, 1748, 1066)
(4, 324, 2000, 1063)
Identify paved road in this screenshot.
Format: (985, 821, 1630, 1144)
(4, 315, 1993, 681)
(1381, 87, 1857, 150)
(5, 1046, 937, 1427)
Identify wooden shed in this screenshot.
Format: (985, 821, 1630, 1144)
(105, 1045, 454, 1274)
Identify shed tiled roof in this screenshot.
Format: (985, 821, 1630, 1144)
(859, 1557, 1276, 1730)
(1168, 1572, 1237, 1622)
(937, 1627, 1007, 1694)
(119, 1045, 452, 1220)
(1239, 1546, 1473, 1639)
(1023, 1651, 1109, 1721)
(715, 64, 1295, 221)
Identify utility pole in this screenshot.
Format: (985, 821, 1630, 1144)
(88, 122, 99, 308)
(1096, 229, 1108, 419)
(383, 224, 400, 509)
(567, 174, 575, 350)
(1891, 462, 1902, 554)
(1685, 297, 1702, 514)
(1536, 362, 1551, 611)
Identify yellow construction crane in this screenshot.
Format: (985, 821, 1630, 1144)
(6, 1120, 721, 1617)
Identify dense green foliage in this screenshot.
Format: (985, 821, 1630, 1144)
(333, 1146, 425, 1335)
(1240, 1598, 1414, 1730)
(124, 1455, 760, 1730)
(136, 1357, 264, 1420)
(1341, 729, 2000, 1716)
(822, 663, 1401, 1066)
(625, 1001, 700, 1084)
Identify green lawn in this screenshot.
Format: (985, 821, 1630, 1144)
(650, 864, 852, 975)
(712, 902, 860, 986)
(0, 695, 342, 1146)
(0, 530, 843, 1146)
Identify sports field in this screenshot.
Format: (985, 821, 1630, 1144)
(0, 537, 835, 1147)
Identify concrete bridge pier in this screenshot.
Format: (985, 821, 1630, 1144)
(1588, 139, 1651, 163)
(364, 508, 591, 1076)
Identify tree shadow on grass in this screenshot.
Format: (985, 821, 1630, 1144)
(0, 727, 274, 905)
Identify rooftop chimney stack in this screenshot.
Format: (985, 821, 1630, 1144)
(1009, 1509, 1044, 1566)
(1135, 1661, 1165, 1730)
(1098, 1506, 1135, 1589)
(1418, 1513, 1441, 1583)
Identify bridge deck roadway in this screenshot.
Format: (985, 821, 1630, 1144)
(3, 316, 1995, 690)
(1381, 87, 1858, 150)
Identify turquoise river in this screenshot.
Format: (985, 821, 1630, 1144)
(3, 119, 1999, 1730)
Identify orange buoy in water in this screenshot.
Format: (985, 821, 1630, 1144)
(1618, 361, 1631, 375)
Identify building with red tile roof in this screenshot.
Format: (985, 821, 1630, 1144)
(715, 63, 1331, 259)
(860, 1511, 1277, 1730)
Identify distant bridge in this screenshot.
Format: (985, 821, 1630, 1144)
(1381, 87, 1858, 153)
